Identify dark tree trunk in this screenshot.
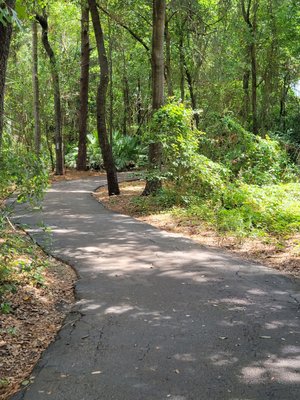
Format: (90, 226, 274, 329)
(0, 0, 16, 153)
(143, 0, 166, 196)
(280, 72, 289, 133)
(77, 1, 90, 171)
(88, 0, 120, 195)
(242, 69, 250, 123)
(241, 0, 259, 135)
(165, 15, 173, 97)
(108, 18, 113, 145)
(36, 12, 64, 175)
(179, 31, 185, 102)
(185, 65, 199, 129)
(32, 19, 41, 156)
(137, 77, 143, 127)
(122, 56, 130, 136)
(45, 123, 55, 171)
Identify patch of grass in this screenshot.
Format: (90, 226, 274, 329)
(128, 183, 300, 239)
(170, 183, 300, 238)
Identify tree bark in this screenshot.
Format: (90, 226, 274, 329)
(108, 17, 113, 145)
(88, 0, 120, 195)
(36, 12, 64, 175)
(185, 65, 199, 129)
(179, 30, 185, 102)
(32, 19, 41, 156)
(122, 54, 130, 136)
(242, 69, 250, 123)
(77, 1, 90, 171)
(0, 0, 16, 153)
(241, 0, 259, 135)
(143, 0, 166, 196)
(165, 14, 173, 97)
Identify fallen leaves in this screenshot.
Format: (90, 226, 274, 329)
(0, 245, 76, 400)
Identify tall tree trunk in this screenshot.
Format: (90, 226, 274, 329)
(241, 0, 259, 135)
(77, 1, 90, 171)
(0, 0, 16, 154)
(122, 54, 130, 136)
(36, 12, 64, 175)
(108, 18, 113, 145)
(88, 0, 120, 195)
(280, 71, 289, 133)
(32, 19, 41, 156)
(179, 30, 185, 102)
(185, 65, 199, 129)
(242, 69, 250, 123)
(137, 77, 143, 127)
(165, 14, 173, 97)
(143, 0, 166, 196)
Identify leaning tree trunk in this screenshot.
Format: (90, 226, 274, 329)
(88, 0, 120, 195)
(143, 0, 166, 196)
(77, 1, 90, 171)
(0, 0, 16, 154)
(32, 19, 41, 156)
(36, 12, 64, 175)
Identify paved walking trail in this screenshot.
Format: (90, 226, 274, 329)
(11, 177, 300, 400)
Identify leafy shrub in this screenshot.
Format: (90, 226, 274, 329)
(176, 183, 300, 236)
(145, 103, 229, 194)
(112, 131, 145, 171)
(199, 116, 297, 185)
(0, 136, 49, 208)
(65, 131, 144, 171)
(65, 132, 103, 170)
(220, 183, 300, 234)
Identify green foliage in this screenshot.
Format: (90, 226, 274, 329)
(65, 132, 103, 170)
(112, 131, 145, 171)
(200, 116, 297, 185)
(173, 183, 300, 237)
(0, 229, 48, 313)
(145, 103, 229, 194)
(65, 131, 145, 171)
(0, 136, 49, 211)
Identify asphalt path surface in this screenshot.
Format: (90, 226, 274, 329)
(11, 177, 300, 400)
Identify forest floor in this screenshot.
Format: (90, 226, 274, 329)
(95, 180, 300, 278)
(0, 228, 76, 400)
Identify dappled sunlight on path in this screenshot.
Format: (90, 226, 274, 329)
(12, 177, 300, 400)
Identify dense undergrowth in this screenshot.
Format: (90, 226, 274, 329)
(0, 228, 49, 315)
(137, 103, 300, 239)
(0, 134, 49, 311)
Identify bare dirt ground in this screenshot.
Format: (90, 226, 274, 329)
(95, 180, 300, 277)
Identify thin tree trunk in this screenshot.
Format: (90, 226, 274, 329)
(280, 72, 289, 133)
(179, 31, 185, 102)
(0, 0, 16, 154)
(165, 15, 173, 97)
(32, 19, 41, 156)
(77, 1, 90, 171)
(185, 65, 199, 129)
(122, 54, 130, 136)
(241, 0, 259, 135)
(242, 69, 250, 123)
(136, 77, 143, 128)
(36, 12, 64, 175)
(143, 0, 166, 196)
(88, 0, 120, 195)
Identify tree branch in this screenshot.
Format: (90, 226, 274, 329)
(96, 4, 150, 53)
